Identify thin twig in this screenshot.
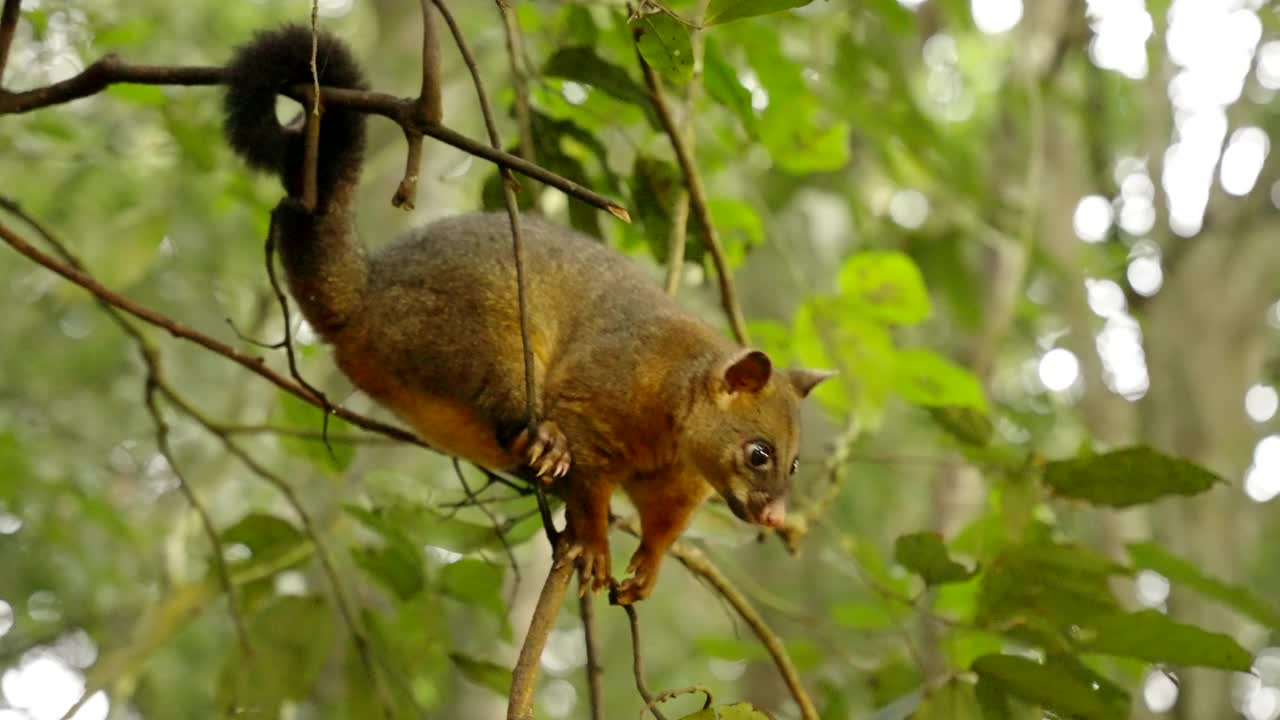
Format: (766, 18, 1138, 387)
(623, 604, 667, 720)
(776, 417, 859, 553)
(393, 129, 425, 210)
(0, 195, 254, 665)
(453, 458, 522, 593)
(263, 219, 339, 463)
(160, 384, 396, 719)
(144, 378, 253, 660)
(417, 0, 443, 123)
(497, 1, 536, 166)
(636, 41, 748, 344)
(508, 544, 576, 720)
(301, 5, 322, 212)
(640, 686, 712, 720)
(617, 517, 819, 720)
(663, 0, 710, 297)
(0, 58, 631, 221)
(580, 591, 604, 720)
(0, 219, 424, 446)
(430, 0, 557, 553)
(0, 0, 21, 84)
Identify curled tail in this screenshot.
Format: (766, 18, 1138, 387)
(223, 24, 367, 211)
(223, 25, 370, 337)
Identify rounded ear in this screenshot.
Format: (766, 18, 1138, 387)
(722, 350, 773, 394)
(789, 368, 836, 398)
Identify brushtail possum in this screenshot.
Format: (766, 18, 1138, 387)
(222, 25, 832, 603)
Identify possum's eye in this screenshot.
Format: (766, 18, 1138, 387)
(745, 441, 773, 469)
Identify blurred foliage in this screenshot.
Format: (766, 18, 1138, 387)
(2, 1, 1279, 719)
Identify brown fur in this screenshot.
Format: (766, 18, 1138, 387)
(225, 28, 832, 602)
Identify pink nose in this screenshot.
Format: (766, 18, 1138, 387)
(759, 500, 786, 528)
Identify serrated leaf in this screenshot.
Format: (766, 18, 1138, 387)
(892, 349, 987, 411)
(971, 655, 1116, 720)
(1080, 610, 1253, 670)
(705, 0, 815, 25)
(1044, 447, 1222, 508)
(1128, 542, 1280, 629)
(894, 532, 976, 585)
(838, 251, 932, 325)
(632, 11, 694, 84)
(679, 703, 771, 720)
(449, 652, 511, 695)
(912, 677, 982, 719)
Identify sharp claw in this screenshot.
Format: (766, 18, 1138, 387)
(554, 460, 569, 478)
(538, 456, 557, 477)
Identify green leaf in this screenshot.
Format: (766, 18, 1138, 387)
(894, 532, 976, 585)
(912, 677, 982, 719)
(977, 542, 1127, 633)
(449, 652, 511, 695)
(703, 37, 756, 133)
(347, 501, 543, 556)
(971, 654, 1117, 720)
(273, 390, 356, 474)
(706, 0, 815, 25)
(678, 703, 771, 720)
(1128, 542, 1280, 629)
(439, 559, 508, 636)
(543, 47, 652, 114)
(892, 349, 987, 411)
(632, 11, 694, 84)
(352, 537, 425, 601)
(768, 120, 851, 174)
(928, 406, 993, 446)
(630, 155, 685, 264)
(1043, 447, 1223, 508)
(1080, 610, 1253, 670)
(707, 197, 764, 267)
(218, 596, 335, 715)
(838, 251, 932, 325)
(222, 513, 307, 573)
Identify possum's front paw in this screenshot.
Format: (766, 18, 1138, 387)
(509, 419, 571, 483)
(612, 548, 660, 605)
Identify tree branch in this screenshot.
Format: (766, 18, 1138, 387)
(0, 57, 630, 221)
(617, 518, 818, 720)
(623, 603, 667, 720)
(0, 215, 423, 446)
(580, 591, 605, 720)
(0, 0, 21, 84)
(635, 38, 748, 344)
(508, 543, 576, 720)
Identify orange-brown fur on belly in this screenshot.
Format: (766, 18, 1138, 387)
(335, 332, 515, 472)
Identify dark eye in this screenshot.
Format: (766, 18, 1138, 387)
(790, 459, 799, 475)
(746, 441, 772, 469)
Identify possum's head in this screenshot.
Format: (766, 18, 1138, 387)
(684, 349, 834, 529)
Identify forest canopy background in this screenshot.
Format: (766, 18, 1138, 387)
(2, 1, 1280, 719)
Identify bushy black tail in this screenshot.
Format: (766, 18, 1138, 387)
(223, 24, 368, 212)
